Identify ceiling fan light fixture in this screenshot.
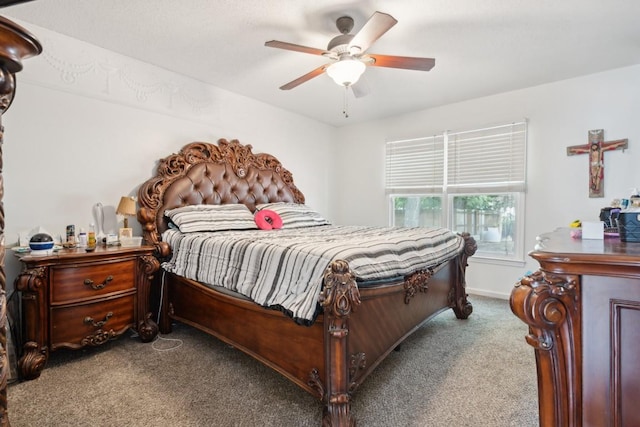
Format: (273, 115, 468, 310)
(326, 58, 366, 87)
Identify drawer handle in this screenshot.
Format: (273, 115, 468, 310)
(84, 312, 113, 328)
(84, 275, 113, 290)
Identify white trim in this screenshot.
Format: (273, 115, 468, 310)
(468, 256, 527, 267)
(467, 288, 510, 300)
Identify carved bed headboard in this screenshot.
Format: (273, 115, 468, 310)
(137, 139, 305, 256)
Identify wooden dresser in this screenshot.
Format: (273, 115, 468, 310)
(14, 245, 159, 380)
(511, 228, 640, 426)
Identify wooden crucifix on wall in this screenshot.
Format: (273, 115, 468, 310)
(566, 129, 628, 198)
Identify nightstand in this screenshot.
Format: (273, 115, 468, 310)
(14, 245, 160, 380)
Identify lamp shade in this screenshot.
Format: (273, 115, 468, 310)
(116, 196, 136, 216)
(326, 58, 366, 87)
(117, 196, 136, 229)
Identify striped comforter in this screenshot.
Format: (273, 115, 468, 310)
(162, 226, 464, 323)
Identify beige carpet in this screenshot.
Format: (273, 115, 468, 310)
(8, 296, 538, 426)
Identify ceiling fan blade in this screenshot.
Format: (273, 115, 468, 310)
(265, 40, 330, 56)
(367, 54, 435, 71)
(348, 11, 397, 54)
(351, 78, 370, 98)
(279, 64, 330, 90)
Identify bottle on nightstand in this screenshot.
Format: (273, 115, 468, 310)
(77, 228, 87, 247)
(87, 223, 96, 247)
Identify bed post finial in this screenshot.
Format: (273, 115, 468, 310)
(320, 260, 360, 318)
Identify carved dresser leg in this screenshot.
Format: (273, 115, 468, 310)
(15, 267, 48, 379)
(510, 270, 581, 427)
(17, 341, 47, 381)
(137, 254, 160, 342)
(137, 313, 159, 343)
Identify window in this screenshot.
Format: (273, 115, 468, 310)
(385, 121, 527, 261)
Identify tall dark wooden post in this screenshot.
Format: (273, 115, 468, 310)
(0, 16, 42, 425)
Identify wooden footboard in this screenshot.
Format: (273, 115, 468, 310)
(317, 232, 476, 426)
(159, 233, 476, 426)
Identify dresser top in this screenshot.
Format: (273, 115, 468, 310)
(15, 244, 155, 264)
(531, 228, 640, 273)
(534, 228, 640, 255)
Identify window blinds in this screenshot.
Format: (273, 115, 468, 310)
(385, 121, 527, 194)
(447, 121, 527, 193)
(385, 135, 444, 194)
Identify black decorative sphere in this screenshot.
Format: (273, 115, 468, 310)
(29, 233, 54, 250)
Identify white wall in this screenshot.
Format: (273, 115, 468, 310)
(3, 22, 336, 292)
(332, 65, 640, 298)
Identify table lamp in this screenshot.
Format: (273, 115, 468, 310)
(116, 196, 136, 239)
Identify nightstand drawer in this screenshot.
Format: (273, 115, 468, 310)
(50, 294, 135, 349)
(51, 259, 136, 303)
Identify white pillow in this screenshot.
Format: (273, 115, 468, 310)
(255, 203, 330, 229)
(165, 204, 257, 233)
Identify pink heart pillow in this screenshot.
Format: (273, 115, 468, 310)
(255, 209, 283, 230)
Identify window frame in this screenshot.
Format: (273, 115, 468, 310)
(385, 121, 527, 263)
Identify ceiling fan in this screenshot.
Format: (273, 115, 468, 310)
(265, 11, 435, 95)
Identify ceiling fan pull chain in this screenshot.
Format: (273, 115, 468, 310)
(343, 86, 349, 118)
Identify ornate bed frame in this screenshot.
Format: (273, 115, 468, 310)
(137, 139, 477, 426)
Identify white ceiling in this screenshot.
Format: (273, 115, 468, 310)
(3, 0, 640, 127)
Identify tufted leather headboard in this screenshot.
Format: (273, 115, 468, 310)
(137, 139, 305, 257)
